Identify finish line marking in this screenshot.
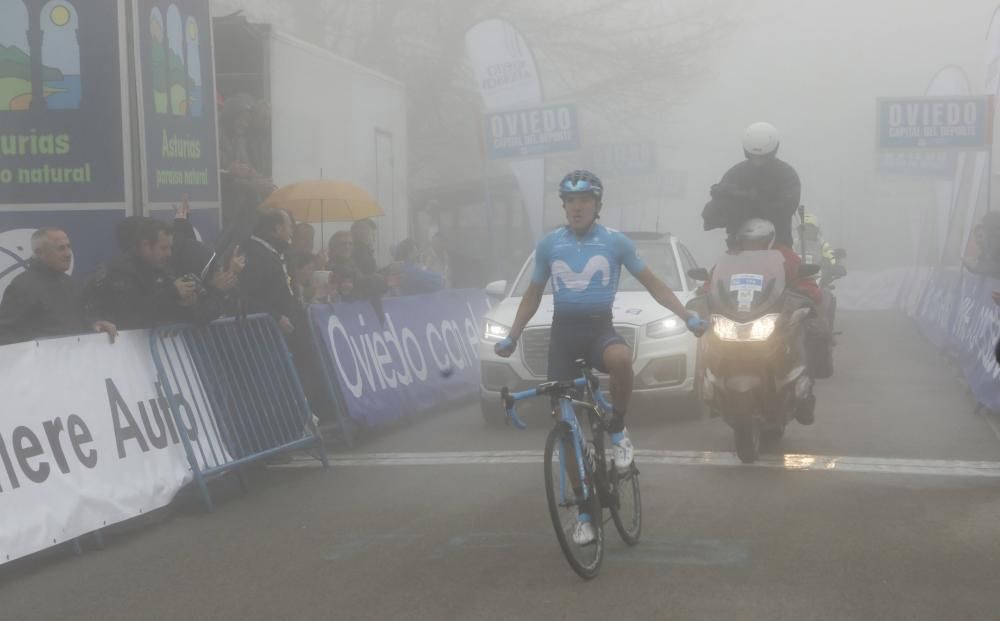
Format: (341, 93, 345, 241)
(272, 449, 1000, 478)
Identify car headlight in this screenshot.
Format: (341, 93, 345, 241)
(483, 320, 511, 342)
(711, 314, 779, 342)
(645, 316, 686, 338)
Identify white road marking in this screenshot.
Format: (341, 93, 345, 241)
(272, 449, 1000, 478)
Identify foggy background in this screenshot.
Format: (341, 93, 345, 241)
(213, 0, 1000, 277)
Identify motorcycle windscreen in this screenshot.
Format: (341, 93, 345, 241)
(708, 250, 787, 319)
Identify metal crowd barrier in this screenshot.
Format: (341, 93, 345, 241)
(150, 314, 328, 511)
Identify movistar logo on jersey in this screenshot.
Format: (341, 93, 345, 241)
(552, 256, 612, 292)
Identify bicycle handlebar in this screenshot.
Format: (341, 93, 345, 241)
(501, 372, 610, 430)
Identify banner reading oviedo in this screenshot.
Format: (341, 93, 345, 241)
(0, 0, 130, 207)
(310, 290, 491, 427)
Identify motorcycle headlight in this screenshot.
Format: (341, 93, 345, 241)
(645, 316, 686, 339)
(483, 320, 511, 342)
(711, 314, 779, 342)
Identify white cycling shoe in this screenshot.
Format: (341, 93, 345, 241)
(610, 430, 634, 473)
(572, 515, 596, 546)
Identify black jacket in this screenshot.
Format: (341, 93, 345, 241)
(703, 158, 801, 247)
(241, 236, 299, 320)
(82, 255, 220, 331)
(0, 261, 92, 345)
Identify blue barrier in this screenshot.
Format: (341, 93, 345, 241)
(150, 314, 328, 511)
(914, 269, 1000, 412)
(309, 290, 491, 428)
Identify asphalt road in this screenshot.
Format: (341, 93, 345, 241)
(3, 311, 1000, 621)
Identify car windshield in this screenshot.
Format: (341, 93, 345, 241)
(511, 238, 682, 297)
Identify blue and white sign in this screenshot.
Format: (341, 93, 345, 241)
(877, 96, 994, 150)
(310, 290, 491, 427)
(484, 103, 580, 160)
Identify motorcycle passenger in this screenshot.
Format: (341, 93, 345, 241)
(495, 170, 706, 546)
(735, 219, 832, 383)
(703, 122, 801, 249)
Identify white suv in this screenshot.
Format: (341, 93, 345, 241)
(478, 231, 702, 425)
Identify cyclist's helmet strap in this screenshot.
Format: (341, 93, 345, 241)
(559, 170, 604, 201)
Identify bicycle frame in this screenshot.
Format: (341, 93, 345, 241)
(502, 367, 616, 507)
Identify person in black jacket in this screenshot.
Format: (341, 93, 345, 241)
(703, 122, 802, 248)
(0, 228, 117, 345)
(83, 218, 221, 330)
(242, 209, 298, 335)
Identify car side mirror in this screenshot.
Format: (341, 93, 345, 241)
(833, 248, 847, 261)
(798, 264, 821, 278)
(687, 267, 710, 282)
(485, 280, 508, 299)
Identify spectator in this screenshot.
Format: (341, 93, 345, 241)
(0, 228, 117, 345)
(220, 93, 274, 230)
(394, 238, 446, 296)
(330, 264, 358, 302)
(327, 230, 355, 272)
(83, 218, 219, 330)
(287, 250, 321, 305)
(171, 198, 245, 301)
(242, 209, 298, 335)
(351, 218, 379, 276)
(292, 222, 316, 257)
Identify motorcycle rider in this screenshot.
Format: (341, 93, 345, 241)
(703, 122, 801, 249)
(795, 211, 843, 286)
(495, 170, 705, 545)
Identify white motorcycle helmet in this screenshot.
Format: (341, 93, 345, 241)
(742, 122, 780, 158)
(737, 218, 776, 249)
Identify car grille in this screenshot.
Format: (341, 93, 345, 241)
(520, 325, 638, 378)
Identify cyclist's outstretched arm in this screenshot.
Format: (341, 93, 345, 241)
(635, 268, 693, 321)
(509, 281, 545, 341)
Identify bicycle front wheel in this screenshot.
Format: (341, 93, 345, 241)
(544, 423, 603, 579)
(610, 463, 642, 546)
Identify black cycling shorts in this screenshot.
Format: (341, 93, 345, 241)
(547, 313, 629, 381)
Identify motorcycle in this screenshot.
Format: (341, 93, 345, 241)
(688, 250, 818, 464)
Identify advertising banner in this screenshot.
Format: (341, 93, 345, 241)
(914, 268, 964, 351)
(877, 151, 957, 177)
(465, 19, 545, 241)
(949, 273, 1000, 412)
(310, 290, 491, 427)
(0, 0, 130, 207)
(484, 103, 579, 160)
(0, 330, 225, 565)
(877, 96, 993, 151)
(134, 0, 220, 208)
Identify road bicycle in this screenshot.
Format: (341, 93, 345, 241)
(501, 360, 642, 579)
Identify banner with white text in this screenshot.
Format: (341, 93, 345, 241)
(310, 290, 491, 427)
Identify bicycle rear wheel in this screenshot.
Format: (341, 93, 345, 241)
(609, 463, 642, 546)
(544, 423, 603, 579)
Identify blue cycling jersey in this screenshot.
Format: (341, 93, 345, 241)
(531, 224, 647, 315)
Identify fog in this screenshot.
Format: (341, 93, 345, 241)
(215, 0, 1000, 274)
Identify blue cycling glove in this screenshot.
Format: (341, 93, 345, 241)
(495, 336, 518, 357)
(686, 312, 707, 337)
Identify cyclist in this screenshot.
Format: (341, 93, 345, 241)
(495, 169, 706, 545)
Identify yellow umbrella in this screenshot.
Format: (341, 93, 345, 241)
(260, 180, 383, 223)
